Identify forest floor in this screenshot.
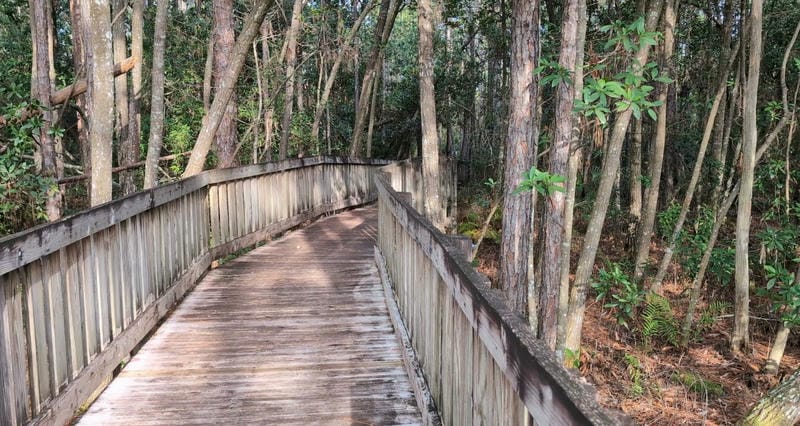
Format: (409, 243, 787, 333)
(465, 205, 799, 425)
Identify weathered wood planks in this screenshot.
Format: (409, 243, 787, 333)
(376, 165, 624, 425)
(0, 158, 387, 425)
(78, 208, 421, 425)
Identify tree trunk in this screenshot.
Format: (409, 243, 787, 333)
(499, 0, 539, 315)
(349, 0, 400, 157)
(765, 324, 791, 375)
(30, 0, 62, 219)
(82, 0, 115, 205)
(418, 0, 443, 229)
(127, 0, 144, 193)
(740, 368, 800, 425)
(732, 0, 762, 354)
(366, 52, 383, 158)
(112, 0, 132, 194)
(183, 0, 273, 177)
(556, 0, 587, 354)
(632, 0, 676, 285)
(310, 0, 375, 142)
(261, 20, 275, 161)
(629, 119, 643, 220)
(540, 0, 578, 349)
(143, 0, 169, 189)
(279, 0, 305, 160)
(69, 0, 91, 196)
(564, 0, 663, 353)
(212, 0, 239, 167)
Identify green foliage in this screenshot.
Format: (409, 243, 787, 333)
(0, 114, 55, 235)
(758, 263, 800, 327)
(697, 300, 732, 332)
(623, 354, 646, 397)
(535, 56, 573, 88)
(592, 262, 645, 329)
(640, 294, 680, 347)
(564, 348, 582, 369)
(671, 371, 724, 398)
(514, 166, 566, 196)
(600, 16, 661, 53)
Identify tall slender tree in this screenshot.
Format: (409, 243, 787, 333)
(183, 0, 274, 176)
(30, 0, 61, 219)
(499, 0, 539, 315)
(564, 0, 663, 353)
(732, 0, 763, 353)
(418, 0, 442, 228)
(82, 0, 115, 205)
(540, 0, 579, 349)
(279, 0, 305, 160)
(143, 0, 169, 189)
(213, 0, 239, 167)
(112, 0, 133, 194)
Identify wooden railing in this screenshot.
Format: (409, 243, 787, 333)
(380, 159, 457, 228)
(375, 165, 621, 425)
(0, 157, 386, 426)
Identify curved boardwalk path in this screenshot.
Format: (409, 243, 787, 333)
(78, 207, 422, 425)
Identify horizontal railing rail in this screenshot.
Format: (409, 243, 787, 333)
(0, 156, 388, 426)
(375, 164, 622, 425)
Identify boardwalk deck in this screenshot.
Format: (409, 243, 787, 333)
(78, 207, 422, 425)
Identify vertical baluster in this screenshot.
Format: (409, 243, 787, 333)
(43, 253, 68, 394)
(1, 271, 32, 424)
(22, 261, 50, 414)
(80, 237, 99, 361)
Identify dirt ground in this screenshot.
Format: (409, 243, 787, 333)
(473, 237, 798, 425)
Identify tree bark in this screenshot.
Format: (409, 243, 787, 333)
(732, 0, 762, 354)
(260, 21, 275, 161)
(143, 0, 170, 189)
(310, 0, 375, 142)
(82, 0, 115, 205)
(650, 36, 740, 291)
(349, 0, 400, 157)
(212, 0, 239, 167)
(69, 0, 90, 196)
(127, 0, 144, 193)
(740, 368, 800, 425)
(556, 0, 587, 354)
(183, 0, 273, 177)
(418, 0, 443, 229)
(540, 0, 578, 349)
(31, 0, 62, 219)
(499, 0, 539, 315)
(279, 0, 305, 160)
(632, 0, 677, 285)
(564, 0, 663, 353)
(629, 119, 643, 220)
(112, 0, 133, 194)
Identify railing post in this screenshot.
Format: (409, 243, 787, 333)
(446, 235, 473, 260)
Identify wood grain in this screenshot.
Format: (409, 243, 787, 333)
(376, 166, 624, 425)
(79, 208, 421, 425)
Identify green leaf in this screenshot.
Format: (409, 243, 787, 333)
(647, 108, 658, 121)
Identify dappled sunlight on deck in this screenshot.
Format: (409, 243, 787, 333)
(78, 207, 422, 425)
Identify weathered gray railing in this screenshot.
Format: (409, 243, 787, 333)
(0, 157, 386, 425)
(380, 159, 457, 228)
(375, 164, 621, 425)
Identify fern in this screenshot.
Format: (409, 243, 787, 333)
(623, 354, 645, 397)
(698, 300, 731, 329)
(640, 293, 680, 346)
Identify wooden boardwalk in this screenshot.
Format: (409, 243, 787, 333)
(78, 207, 422, 425)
